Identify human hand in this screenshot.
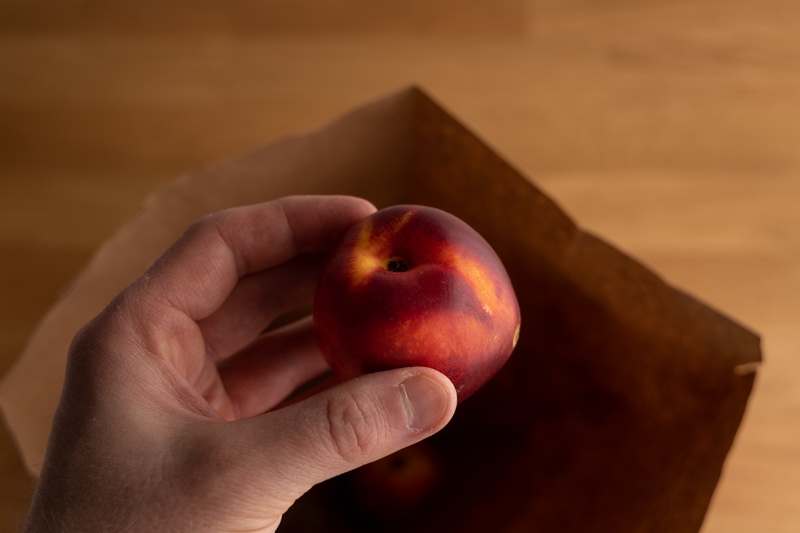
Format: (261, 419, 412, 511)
(24, 195, 457, 532)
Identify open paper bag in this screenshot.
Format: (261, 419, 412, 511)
(0, 86, 761, 532)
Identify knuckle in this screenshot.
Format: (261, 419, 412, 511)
(184, 212, 221, 241)
(323, 391, 382, 462)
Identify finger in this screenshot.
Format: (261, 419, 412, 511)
(274, 370, 344, 410)
(217, 316, 330, 418)
(235, 367, 458, 509)
(132, 195, 376, 321)
(198, 253, 325, 362)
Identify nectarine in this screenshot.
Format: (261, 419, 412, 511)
(313, 205, 520, 402)
(348, 442, 442, 519)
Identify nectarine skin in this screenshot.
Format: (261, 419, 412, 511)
(313, 205, 520, 402)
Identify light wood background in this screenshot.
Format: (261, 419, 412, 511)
(1, 0, 799, 531)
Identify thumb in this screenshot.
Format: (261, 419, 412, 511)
(242, 367, 457, 508)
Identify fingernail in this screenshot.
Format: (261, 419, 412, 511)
(399, 374, 449, 432)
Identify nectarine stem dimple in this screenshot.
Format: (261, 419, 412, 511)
(387, 258, 410, 272)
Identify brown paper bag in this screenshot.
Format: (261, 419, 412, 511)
(0, 86, 760, 532)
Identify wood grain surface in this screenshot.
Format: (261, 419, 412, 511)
(2, 0, 798, 531)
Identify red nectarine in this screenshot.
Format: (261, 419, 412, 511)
(313, 204, 520, 402)
(348, 442, 442, 519)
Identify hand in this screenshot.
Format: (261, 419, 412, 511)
(24, 195, 458, 532)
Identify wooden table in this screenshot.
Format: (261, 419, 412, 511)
(2, 1, 798, 530)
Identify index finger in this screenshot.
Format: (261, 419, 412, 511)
(133, 195, 376, 321)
